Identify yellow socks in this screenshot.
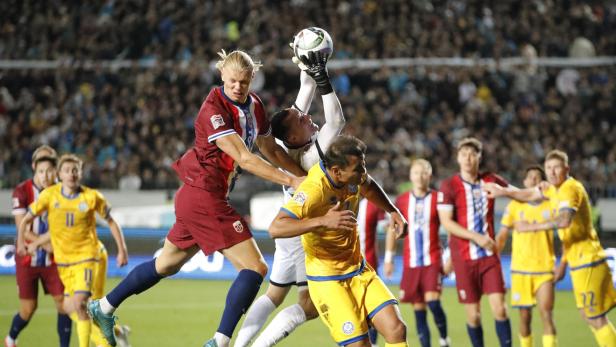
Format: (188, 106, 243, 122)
(520, 334, 533, 347)
(385, 343, 408, 347)
(76, 318, 92, 347)
(542, 334, 557, 347)
(592, 322, 616, 347)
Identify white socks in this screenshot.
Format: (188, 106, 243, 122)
(99, 297, 116, 315)
(213, 332, 230, 347)
(234, 295, 277, 347)
(252, 304, 307, 347)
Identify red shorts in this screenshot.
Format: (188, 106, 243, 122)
(15, 261, 64, 299)
(399, 263, 442, 303)
(453, 255, 506, 303)
(167, 184, 252, 255)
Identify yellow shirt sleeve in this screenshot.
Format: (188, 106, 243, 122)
(94, 190, 112, 218)
(281, 181, 322, 220)
(556, 182, 580, 212)
(500, 201, 516, 228)
(28, 189, 50, 216)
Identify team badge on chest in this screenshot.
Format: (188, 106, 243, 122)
(78, 202, 88, 212)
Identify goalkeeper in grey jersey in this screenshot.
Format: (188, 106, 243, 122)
(235, 51, 345, 347)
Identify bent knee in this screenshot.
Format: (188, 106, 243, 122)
(155, 262, 182, 277)
(300, 298, 319, 320)
(248, 260, 268, 277)
(384, 319, 407, 341)
(19, 305, 37, 320)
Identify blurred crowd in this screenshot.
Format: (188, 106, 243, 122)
(0, 0, 615, 197)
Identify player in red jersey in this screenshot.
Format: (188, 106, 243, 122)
(88, 50, 305, 347)
(436, 138, 511, 347)
(6, 146, 72, 347)
(357, 198, 384, 271)
(385, 159, 450, 347)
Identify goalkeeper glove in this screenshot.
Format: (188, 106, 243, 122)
(299, 51, 333, 95)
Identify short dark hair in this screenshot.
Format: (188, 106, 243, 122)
(323, 135, 367, 168)
(525, 165, 546, 180)
(457, 137, 483, 154)
(34, 156, 58, 169)
(270, 108, 293, 141)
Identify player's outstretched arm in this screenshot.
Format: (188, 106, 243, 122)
(269, 202, 356, 239)
(484, 182, 543, 202)
(438, 209, 495, 250)
(360, 175, 408, 239)
(256, 135, 306, 177)
(105, 215, 128, 267)
(216, 133, 303, 189)
(293, 71, 316, 114)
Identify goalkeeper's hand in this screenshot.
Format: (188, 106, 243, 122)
(289, 42, 308, 71)
(299, 51, 333, 95)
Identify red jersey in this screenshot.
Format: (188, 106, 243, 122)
(357, 199, 384, 269)
(396, 190, 441, 268)
(172, 87, 271, 197)
(12, 179, 53, 267)
(437, 173, 508, 261)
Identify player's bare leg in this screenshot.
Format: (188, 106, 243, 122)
(370, 304, 407, 346)
(204, 238, 268, 347)
(154, 238, 200, 276)
(518, 308, 532, 346)
(535, 280, 557, 346)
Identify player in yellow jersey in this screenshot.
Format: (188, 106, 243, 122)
(486, 150, 616, 347)
(18, 154, 129, 347)
(269, 135, 409, 347)
(496, 166, 558, 347)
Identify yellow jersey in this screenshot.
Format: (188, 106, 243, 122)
(501, 199, 555, 273)
(29, 183, 111, 265)
(543, 177, 605, 269)
(281, 161, 363, 280)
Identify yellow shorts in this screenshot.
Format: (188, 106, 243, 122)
(570, 260, 616, 319)
(58, 260, 97, 297)
(510, 272, 554, 308)
(308, 264, 397, 345)
(91, 241, 108, 299)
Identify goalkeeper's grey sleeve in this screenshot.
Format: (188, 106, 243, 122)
(293, 71, 316, 113)
(300, 91, 345, 169)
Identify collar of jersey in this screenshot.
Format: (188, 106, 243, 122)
(412, 190, 430, 199)
(320, 160, 344, 189)
(61, 186, 82, 199)
(458, 173, 481, 187)
(219, 86, 252, 108)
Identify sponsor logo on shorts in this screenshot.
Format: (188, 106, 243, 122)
(293, 192, 307, 205)
(342, 321, 354, 335)
(12, 198, 19, 208)
(233, 220, 244, 233)
(459, 289, 467, 300)
(513, 292, 520, 302)
(210, 114, 225, 129)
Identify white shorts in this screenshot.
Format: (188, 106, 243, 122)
(269, 236, 307, 287)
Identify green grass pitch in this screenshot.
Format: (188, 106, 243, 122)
(0, 276, 609, 346)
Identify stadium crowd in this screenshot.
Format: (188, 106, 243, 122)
(0, 0, 615, 196)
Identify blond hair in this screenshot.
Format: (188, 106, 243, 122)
(32, 145, 57, 161)
(545, 149, 569, 167)
(457, 137, 483, 154)
(410, 158, 432, 175)
(215, 49, 262, 72)
(58, 154, 83, 171)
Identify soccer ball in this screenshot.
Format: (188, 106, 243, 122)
(292, 27, 333, 60)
